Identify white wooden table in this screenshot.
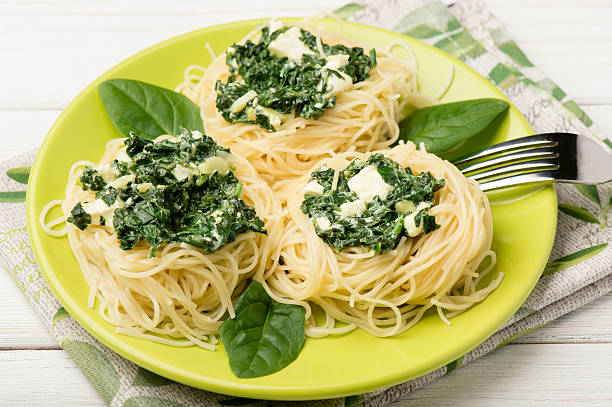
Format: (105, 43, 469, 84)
(1, 1, 611, 405)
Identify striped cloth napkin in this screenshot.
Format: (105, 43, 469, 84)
(1, 0, 611, 406)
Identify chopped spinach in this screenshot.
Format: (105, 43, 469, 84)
(66, 202, 91, 231)
(300, 154, 445, 253)
(67, 129, 266, 255)
(79, 166, 106, 191)
(215, 21, 377, 131)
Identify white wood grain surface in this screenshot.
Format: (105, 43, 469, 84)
(1, 1, 611, 406)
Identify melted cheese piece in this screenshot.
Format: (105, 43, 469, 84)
(303, 180, 324, 196)
(173, 164, 194, 181)
(136, 183, 153, 193)
(108, 174, 135, 189)
(82, 198, 123, 226)
(323, 72, 353, 98)
(230, 90, 257, 114)
(339, 199, 366, 218)
(324, 54, 350, 71)
(97, 164, 117, 183)
(268, 17, 284, 34)
(395, 200, 417, 213)
(198, 156, 230, 176)
(254, 105, 292, 128)
(115, 149, 131, 163)
(268, 26, 314, 63)
(348, 165, 394, 203)
(403, 202, 432, 237)
(315, 217, 332, 231)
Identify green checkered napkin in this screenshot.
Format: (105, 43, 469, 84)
(1, 0, 611, 406)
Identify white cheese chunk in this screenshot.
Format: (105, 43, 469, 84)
(315, 216, 332, 231)
(173, 164, 195, 181)
(108, 174, 135, 189)
(323, 72, 353, 98)
(191, 130, 204, 139)
(268, 26, 314, 63)
(115, 149, 131, 163)
(255, 106, 290, 128)
(198, 156, 230, 175)
(268, 17, 284, 34)
(324, 54, 350, 71)
(97, 164, 116, 183)
(230, 90, 257, 114)
(347, 165, 394, 203)
(303, 180, 324, 196)
(323, 71, 353, 98)
(82, 198, 120, 226)
(136, 183, 153, 193)
(339, 199, 366, 218)
(395, 200, 416, 213)
(403, 202, 432, 237)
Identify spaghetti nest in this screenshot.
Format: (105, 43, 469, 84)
(263, 142, 500, 338)
(180, 21, 425, 186)
(46, 138, 283, 349)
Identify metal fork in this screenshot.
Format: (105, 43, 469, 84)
(453, 133, 612, 192)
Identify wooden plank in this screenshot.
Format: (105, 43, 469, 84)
(0, 1, 611, 107)
(0, 110, 57, 161)
(0, 268, 59, 349)
(395, 343, 612, 406)
(583, 105, 612, 134)
(1, 345, 611, 406)
(1, 260, 611, 350)
(0, 350, 105, 406)
(516, 291, 612, 344)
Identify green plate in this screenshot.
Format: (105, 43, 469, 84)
(27, 18, 556, 400)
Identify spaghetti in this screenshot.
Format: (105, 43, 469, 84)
(261, 142, 500, 338)
(180, 18, 434, 186)
(41, 136, 283, 349)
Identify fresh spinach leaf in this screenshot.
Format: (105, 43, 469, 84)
(98, 79, 204, 140)
(397, 98, 509, 154)
(300, 154, 444, 253)
(219, 281, 305, 378)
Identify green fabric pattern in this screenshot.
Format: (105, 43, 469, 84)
(544, 243, 609, 276)
(0, 190, 26, 203)
(558, 203, 600, 225)
(62, 340, 121, 404)
(132, 367, 174, 387)
(51, 306, 70, 328)
(445, 355, 464, 374)
(6, 166, 30, 185)
(1, 1, 612, 407)
(123, 396, 188, 407)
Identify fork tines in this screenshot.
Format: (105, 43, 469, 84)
(452, 134, 570, 192)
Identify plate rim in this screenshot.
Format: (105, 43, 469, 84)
(26, 17, 558, 400)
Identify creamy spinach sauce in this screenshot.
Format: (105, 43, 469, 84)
(67, 129, 266, 255)
(300, 154, 445, 253)
(215, 20, 377, 131)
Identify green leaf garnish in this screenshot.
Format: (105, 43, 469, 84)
(219, 281, 305, 378)
(98, 79, 204, 140)
(397, 98, 509, 154)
